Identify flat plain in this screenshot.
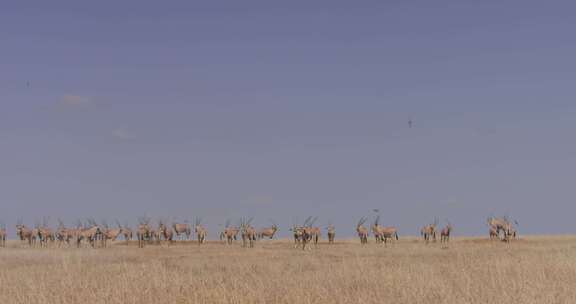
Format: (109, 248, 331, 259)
(1, 236, 575, 304)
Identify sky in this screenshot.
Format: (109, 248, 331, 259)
(1, 1, 576, 237)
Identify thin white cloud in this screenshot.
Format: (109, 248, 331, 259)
(112, 127, 132, 139)
(244, 195, 274, 206)
(60, 95, 91, 106)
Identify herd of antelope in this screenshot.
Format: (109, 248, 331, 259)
(0, 215, 519, 249)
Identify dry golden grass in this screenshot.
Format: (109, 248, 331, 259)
(1, 236, 576, 304)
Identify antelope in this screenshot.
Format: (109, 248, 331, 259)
(221, 219, 239, 245)
(290, 224, 303, 248)
(421, 219, 438, 243)
(298, 216, 319, 250)
(16, 222, 34, 246)
(440, 222, 452, 243)
(38, 226, 55, 248)
(158, 220, 174, 245)
(487, 216, 517, 241)
(173, 222, 191, 240)
(326, 224, 335, 244)
(489, 226, 499, 240)
(258, 222, 278, 240)
(136, 217, 151, 248)
(122, 226, 133, 244)
(240, 218, 256, 248)
(55, 220, 75, 247)
(102, 220, 123, 247)
(0, 223, 6, 247)
(195, 218, 207, 245)
(356, 217, 369, 245)
(77, 220, 102, 248)
(372, 216, 398, 245)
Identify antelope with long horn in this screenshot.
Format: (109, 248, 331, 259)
(120, 221, 133, 244)
(38, 217, 55, 248)
(421, 218, 438, 243)
(172, 221, 191, 241)
(136, 217, 151, 248)
(487, 216, 513, 241)
(0, 222, 6, 247)
(440, 221, 452, 243)
(77, 219, 102, 248)
(302, 216, 320, 249)
(372, 216, 398, 245)
(221, 219, 239, 245)
(356, 217, 369, 245)
(240, 217, 256, 248)
(55, 219, 73, 247)
(258, 220, 278, 240)
(16, 220, 34, 246)
(195, 218, 207, 245)
(326, 224, 335, 244)
(158, 220, 174, 245)
(290, 224, 303, 248)
(102, 220, 124, 247)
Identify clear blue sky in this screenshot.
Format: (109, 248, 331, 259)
(1, 1, 575, 237)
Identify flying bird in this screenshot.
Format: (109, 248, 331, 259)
(408, 119, 413, 128)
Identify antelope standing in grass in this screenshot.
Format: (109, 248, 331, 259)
(257, 222, 278, 240)
(221, 219, 239, 245)
(102, 220, 124, 247)
(290, 224, 303, 248)
(487, 216, 517, 241)
(120, 222, 133, 244)
(195, 218, 207, 245)
(327, 224, 335, 244)
(357, 217, 369, 245)
(173, 222, 191, 240)
(240, 218, 256, 248)
(440, 222, 452, 243)
(0, 223, 6, 247)
(137, 218, 151, 248)
(489, 225, 499, 240)
(158, 220, 174, 245)
(421, 219, 438, 243)
(55, 220, 74, 247)
(372, 216, 398, 245)
(16, 221, 34, 246)
(77, 220, 102, 248)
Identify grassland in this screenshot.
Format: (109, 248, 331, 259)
(1, 236, 575, 304)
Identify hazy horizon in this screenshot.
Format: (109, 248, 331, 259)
(2, 1, 576, 237)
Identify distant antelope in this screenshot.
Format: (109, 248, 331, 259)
(102, 221, 123, 247)
(195, 218, 207, 245)
(77, 221, 102, 248)
(16, 222, 34, 246)
(299, 216, 319, 250)
(158, 220, 174, 245)
(38, 226, 55, 248)
(290, 225, 303, 248)
(0, 223, 6, 247)
(372, 216, 398, 245)
(487, 216, 517, 241)
(420, 219, 438, 243)
(172, 222, 191, 240)
(240, 218, 256, 248)
(122, 226, 133, 244)
(440, 223, 452, 243)
(257, 223, 278, 240)
(221, 220, 239, 245)
(356, 217, 369, 245)
(136, 217, 151, 248)
(55, 220, 75, 247)
(326, 224, 335, 244)
(489, 226, 499, 240)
